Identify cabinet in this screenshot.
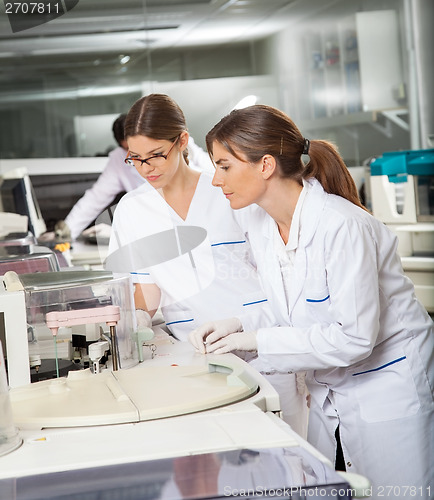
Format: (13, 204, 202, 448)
(356, 10, 403, 111)
(300, 10, 403, 123)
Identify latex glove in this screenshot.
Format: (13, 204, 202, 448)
(54, 220, 71, 242)
(135, 309, 152, 329)
(82, 223, 112, 239)
(189, 317, 242, 354)
(205, 331, 258, 355)
(296, 371, 307, 395)
(38, 231, 55, 242)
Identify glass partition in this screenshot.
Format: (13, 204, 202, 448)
(0, 0, 417, 164)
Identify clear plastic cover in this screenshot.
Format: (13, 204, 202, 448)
(18, 271, 138, 377)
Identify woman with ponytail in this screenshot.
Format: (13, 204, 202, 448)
(190, 105, 433, 498)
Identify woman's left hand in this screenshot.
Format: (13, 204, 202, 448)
(189, 317, 242, 353)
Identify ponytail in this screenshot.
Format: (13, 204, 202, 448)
(304, 140, 366, 210)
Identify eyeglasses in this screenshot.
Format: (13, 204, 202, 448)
(125, 136, 180, 168)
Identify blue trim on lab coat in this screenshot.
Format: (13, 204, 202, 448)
(166, 318, 194, 326)
(306, 295, 330, 303)
(242, 299, 268, 307)
(352, 356, 406, 376)
(211, 240, 246, 246)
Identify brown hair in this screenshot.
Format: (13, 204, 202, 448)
(206, 105, 365, 209)
(125, 94, 189, 164)
(112, 114, 126, 146)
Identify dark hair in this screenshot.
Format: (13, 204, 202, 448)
(125, 94, 189, 164)
(206, 105, 365, 210)
(112, 114, 127, 146)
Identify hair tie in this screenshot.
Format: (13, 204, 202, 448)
(302, 138, 310, 155)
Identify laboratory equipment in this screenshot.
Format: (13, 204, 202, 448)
(370, 148, 434, 224)
(0, 212, 28, 238)
(0, 270, 138, 388)
(0, 446, 358, 500)
(9, 352, 262, 429)
(369, 149, 434, 312)
(0, 244, 60, 275)
(0, 168, 47, 238)
(88, 340, 110, 374)
(0, 230, 36, 255)
(45, 305, 121, 372)
(0, 334, 370, 499)
(0, 223, 60, 274)
(0, 341, 21, 457)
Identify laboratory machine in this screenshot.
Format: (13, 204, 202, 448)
(0, 262, 370, 499)
(0, 328, 370, 499)
(0, 234, 60, 275)
(369, 148, 434, 312)
(0, 169, 64, 273)
(0, 270, 139, 388)
(0, 167, 47, 239)
(0, 340, 21, 458)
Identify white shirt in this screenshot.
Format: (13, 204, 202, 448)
(273, 186, 307, 315)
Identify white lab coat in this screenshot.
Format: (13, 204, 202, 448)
(236, 178, 434, 498)
(65, 138, 213, 239)
(107, 173, 308, 436)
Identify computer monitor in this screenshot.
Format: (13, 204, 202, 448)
(0, 169, 46, 238)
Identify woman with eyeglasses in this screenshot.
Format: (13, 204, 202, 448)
(106, 94, 309, 437)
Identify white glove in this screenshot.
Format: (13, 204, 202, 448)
(189, 317, 243, 354)
(205, 331, 258, 355)
(135, 309, 152, 329)
(82, 223, 112, 239)
(296, 372, 307, 395)
(38, 231, 55, 242)
(54, 220, 71, 241)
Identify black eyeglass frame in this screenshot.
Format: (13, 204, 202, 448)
(124, 135, 180, 167)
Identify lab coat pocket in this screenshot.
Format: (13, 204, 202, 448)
(210, 231, 251, 273)
(305, 287, 333, 324)
(237, 290, 274, 332)
(241, 290, 269, 310)
(352, 355, 421, 423)
(162, 308, 197, 342)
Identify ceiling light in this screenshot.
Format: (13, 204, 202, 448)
(119, 55, 130, 65)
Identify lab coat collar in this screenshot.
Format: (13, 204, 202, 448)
(298, 178, 327, 245)
(288, 178, 327, 316)
(271, 182, 307, 259)
(260, 178, 328, 324)
(261, 177, 327, 244)
(286, 183, 307, 252)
